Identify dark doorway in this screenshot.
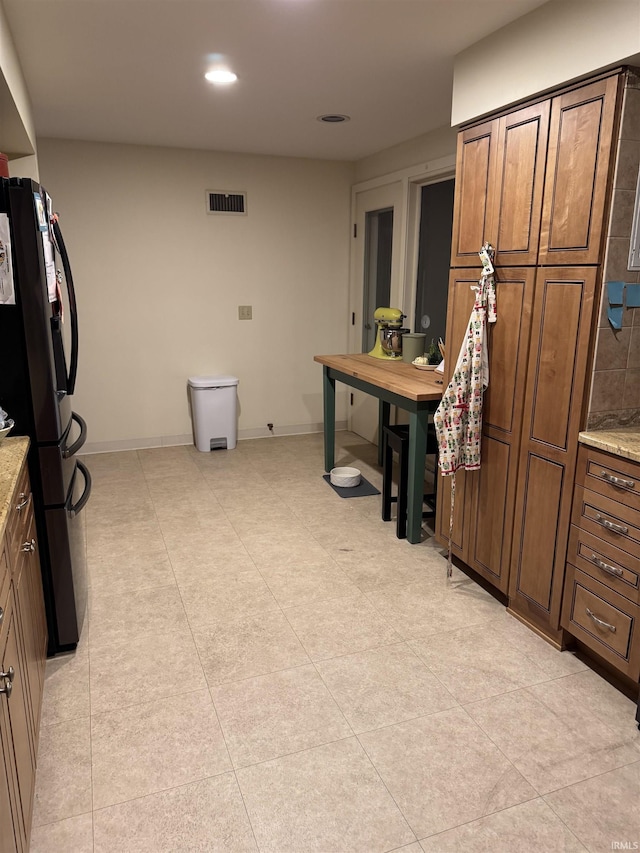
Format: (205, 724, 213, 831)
(414, 179, 455, 348)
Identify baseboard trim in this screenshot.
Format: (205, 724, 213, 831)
(79, 422, 348, 455)
(236, 421, 347, 440)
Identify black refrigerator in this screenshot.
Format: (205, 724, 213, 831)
(0, 177, 91, 655)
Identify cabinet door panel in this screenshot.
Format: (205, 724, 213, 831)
(451, 121, 498, 266)
(442, 269, 478, 372)
(491, 101, 550, 266)
(434, 270, 478, 554)
(466, 268, 535, 591)
(1, 596, 33, 847)
(467, 436, 511, 591)
(483, 269, 535, 435)
(509, 267, 597, 638)
(529, 278, 584, 450)
(514, 453, 565, 611)
(0, 697, 21, 853)
(539, 76, 620, 265)
(20, 516, 45, 738)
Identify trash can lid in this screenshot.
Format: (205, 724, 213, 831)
(188, 375, 239, 388)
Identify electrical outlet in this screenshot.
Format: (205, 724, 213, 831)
(238, 305, 252, 320)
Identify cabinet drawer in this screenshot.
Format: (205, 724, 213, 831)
(567, 524, 640, 603)
(0, 544, 9, 615)
(572, 486, 640, 559)
(576, 445, 640, 512)
(562, 566, 640, 679)
(6, 463, 31, 556)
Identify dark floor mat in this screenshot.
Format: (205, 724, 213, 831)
(322, 474, 381, 498)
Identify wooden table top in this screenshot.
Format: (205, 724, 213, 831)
(314, 353, 443, 402)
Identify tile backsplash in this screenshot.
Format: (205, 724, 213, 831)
(587, 71, 640, 430)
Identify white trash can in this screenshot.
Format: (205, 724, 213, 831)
(188, 375, 239, 452)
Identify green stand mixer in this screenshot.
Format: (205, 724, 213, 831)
(368, 307, 408, 359)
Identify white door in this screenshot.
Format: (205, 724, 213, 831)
(349, 181, 405, 442)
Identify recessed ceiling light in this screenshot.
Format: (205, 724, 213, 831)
(317, 114, 350, 123)
(205, 69, 238, 84)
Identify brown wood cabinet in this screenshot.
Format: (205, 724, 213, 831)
(437, 267, 535, 593)
(562, 445, 640, 679)
(451, 74, 620, 269)
(0, 452, 47, 853)
(508, 267, 597, 639)
(440, 69, 623, 642)
(450, 102, 549, 268)
(0, 546, 21, 853)
(538, 76, 620, 266)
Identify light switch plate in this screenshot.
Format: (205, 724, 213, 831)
(238, 305, 252, 320)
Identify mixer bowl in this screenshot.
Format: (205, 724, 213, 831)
(380, 327, 409, 356)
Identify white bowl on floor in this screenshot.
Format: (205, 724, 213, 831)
(330, 466, 361, 488)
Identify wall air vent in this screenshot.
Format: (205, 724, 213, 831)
(206, 190, 247, 215)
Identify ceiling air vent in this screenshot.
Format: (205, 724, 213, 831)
(206, 190, 247, 216)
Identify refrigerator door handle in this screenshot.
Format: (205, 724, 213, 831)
(63, 412, 88, 459)
(69, 460, 92, 517)
(52, 218, 79, 395)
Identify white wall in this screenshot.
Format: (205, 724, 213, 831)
(0, 0, 37, 173)
(354, 124, 457, 183)
(453, 0, 640, 126)
(37, 139, 353, 450)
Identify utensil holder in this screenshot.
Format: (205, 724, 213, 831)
(401, 333, 427, 363)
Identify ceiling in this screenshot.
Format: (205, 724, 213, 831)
(3, 0, 549, 162)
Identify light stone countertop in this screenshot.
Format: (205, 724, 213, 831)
(0, 436, 29, 540)
(579, 427, 640, 464)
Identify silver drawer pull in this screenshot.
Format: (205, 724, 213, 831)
(0, 606, 3, 626)
(586, 607, 617, 633)
(590, 554, 624, 577)
(0, 681, 12, 699)
(15, 492, 30, 511)
(601, 471, 635, 489)
(20, 538, 36, 553)
(0, 667, 14, 683)
(595, 514, 628, 535)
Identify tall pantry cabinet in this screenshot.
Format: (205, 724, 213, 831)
(437, 71, 623, 643)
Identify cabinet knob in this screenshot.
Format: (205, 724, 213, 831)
(0, 681, 12, 699)
(20, 538, 36, 553)
(15, 492, 30, 511)
(0, 667, 14, 683)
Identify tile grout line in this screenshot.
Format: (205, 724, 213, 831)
(55, 440, 638, 851)
(158, 455, 263, 852)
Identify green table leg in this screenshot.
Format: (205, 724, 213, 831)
(378, 400, 390, 467)
(323, 367, 336, 472)
(406, 409, 428, 543)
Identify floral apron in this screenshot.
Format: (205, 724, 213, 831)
(434, 246, 497, 573)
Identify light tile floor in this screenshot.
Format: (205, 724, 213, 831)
(30, 432, 640, 852)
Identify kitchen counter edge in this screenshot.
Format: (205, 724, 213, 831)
(0, 436, 30, 540)
(579, 427, 640, 463)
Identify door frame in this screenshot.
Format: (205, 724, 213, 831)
(347, 154, 455, 436)
(348, 153, 456, 352)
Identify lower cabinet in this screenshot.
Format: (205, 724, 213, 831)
(561, 445, 640, 679)
(507, 267, 597, 641)
(0, 457, 47, 853)
(438, 267, 596, 641)
(1, 583, 33, 853)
